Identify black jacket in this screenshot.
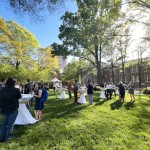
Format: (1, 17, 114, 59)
(24, 82, 32, 94)
(87, 84, 93, 94)
(0, 87, 21, 114)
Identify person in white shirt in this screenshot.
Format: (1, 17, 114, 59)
(111, 83, 116, 97)
(55, 81, 60, 98)
(106, 82, 112, 99)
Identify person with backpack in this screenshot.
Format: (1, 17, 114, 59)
(40, 86, 48, 109)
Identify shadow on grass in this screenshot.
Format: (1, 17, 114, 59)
(110, 100, 124, 110)
(124, 101, 134, 110)
(95, 98, 110, 106)
(43, 98, 88, 120)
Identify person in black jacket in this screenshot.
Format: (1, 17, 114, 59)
(118, 82, 125, 102)
(0, 77, 21, 142)
(24, 79, 33, 108)
(87, 80, 94, 105)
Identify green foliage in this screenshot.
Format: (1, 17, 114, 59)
(51, 42, 70, 59)
(0, 17, 58, 81)
(0, 63, 57, 82)
(143, 87, 150, 94)
(61, 59, 90, 83)
(59, 0, 122, 84)
(0, 91, 149, 149)
(7, 0, 66, 21)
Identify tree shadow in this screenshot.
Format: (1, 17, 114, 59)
(110, 100, 124, 110)
(95, 98, 110, 106)
(43, 98, 88, 120)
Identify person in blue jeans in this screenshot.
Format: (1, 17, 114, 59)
(0, 77, 21, 142)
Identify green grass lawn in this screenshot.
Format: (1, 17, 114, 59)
(0, 91, 150, 150)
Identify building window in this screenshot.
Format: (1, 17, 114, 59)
(135, 76, 139, 83)
(131, 66, 138, 73)
(132, 75, 139, 83)
(145, 75, 150, 82)
(132, 76, 135, 82)
(144, 65, 150, 72)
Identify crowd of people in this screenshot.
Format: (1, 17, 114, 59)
(0, 77, 135, 142)
(52, 80, 135, 107)
(0, 77, 48, 142)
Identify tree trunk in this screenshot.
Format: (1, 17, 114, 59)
(111, 62, 115, 83)
(138, 57, 142, 88)
(96, 63, 101, 86)
(15, 61, 20, 70)
(95, 42, 101, 86)
(121, 58, 125, 83)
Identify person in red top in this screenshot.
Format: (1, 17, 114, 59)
(67, 82, 72, 99)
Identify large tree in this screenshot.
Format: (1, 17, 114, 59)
(4, 0, 67, 21)
(58, 0, 121, 85)
(0, 19, 39, 69)
(38, 47, 58, 72)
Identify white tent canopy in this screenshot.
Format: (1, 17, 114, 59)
(50, 77, 61, 83)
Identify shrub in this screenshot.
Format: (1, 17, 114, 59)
(143, 87, 150, 94)
(93, 86, 101, 91)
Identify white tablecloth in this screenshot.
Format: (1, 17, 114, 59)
(78, 89, 86, 104)
(100, 88, 106, 99)
(60, 88, 66, 99)
(15, 94, 38, 125)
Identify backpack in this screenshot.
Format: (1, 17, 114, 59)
(41, 88, 48, 102)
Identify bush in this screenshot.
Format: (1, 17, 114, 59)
(143, 87, 150, 94)
(93, 86, 101, 91)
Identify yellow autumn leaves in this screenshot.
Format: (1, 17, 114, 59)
(0, 17, 58, 81)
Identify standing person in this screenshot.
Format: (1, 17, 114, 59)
(106, 82, 112, 100)
(33, 82, 43, 120)
(40, 81, 45, 88)
(55, 81, 60, 98)
(24, 79, 33, 108)
(87, 80, 93, 105)
(67, 82, 72, 99)
(128, 81, 135, 102)
(111, 83, 116, 97)
(73, 80, 78, 104)
(24, 79, 32, 94)
(118, 82, 125, 102)
(0, 77, 21, 142)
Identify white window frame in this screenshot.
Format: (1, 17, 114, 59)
(145, 75, 150, 82)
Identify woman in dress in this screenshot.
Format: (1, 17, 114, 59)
(128, 81, 135, 102)
(33, 82, 43, 120)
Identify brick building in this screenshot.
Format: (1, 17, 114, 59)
(102, 58, 150, 87)
(82, 58, 150, 87)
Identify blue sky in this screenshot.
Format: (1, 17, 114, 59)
(0, 0, 77, 48)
